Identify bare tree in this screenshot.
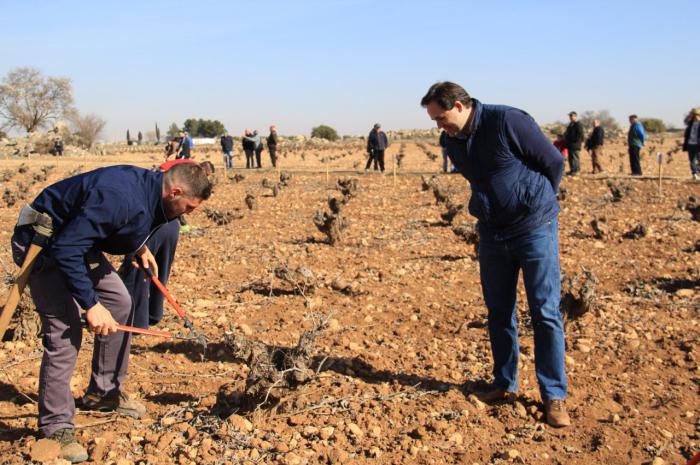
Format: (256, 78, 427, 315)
(70, 113, 106, 148)
(0, 67, 74, 133)
(579, 110, 619, 132)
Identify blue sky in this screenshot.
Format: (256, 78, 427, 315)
(2, 0, 696, 140)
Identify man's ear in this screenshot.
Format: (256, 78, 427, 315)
(454, 101, 465, 113)
(169, 186, 184, 198)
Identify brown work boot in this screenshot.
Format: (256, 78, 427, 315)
(545, 399, 571, 427)
(81, 391, 146, 418)
(47, 428, 88, 463)
(476, 386, 517, 404)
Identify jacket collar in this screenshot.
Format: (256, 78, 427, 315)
(457, 99, 482, 140)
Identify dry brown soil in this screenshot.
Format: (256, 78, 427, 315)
(0, 134, 698, 465)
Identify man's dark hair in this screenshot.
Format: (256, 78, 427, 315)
(629, 114, 638, 120)
(420, 81, 472, 110)
(164, 163, 213, 200)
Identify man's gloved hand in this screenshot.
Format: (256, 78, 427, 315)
(86, 302, 118, 336)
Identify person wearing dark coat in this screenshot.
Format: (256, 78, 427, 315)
(564, 111, 584, 175)
(267, 125, 279, 168)
(220, 131, 233, 169)
(682, 107, 700, 181)
(421, 81, 569, 428)
(365, 123, 389, 172)
(585, 119, 605, 174)
(10, 164, 212, 462)
(242, 129, 256, 169)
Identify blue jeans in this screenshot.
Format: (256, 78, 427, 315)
(688, 147, 699, 175)
(478, 218, 567, 401)
(223, 151, 232, 169)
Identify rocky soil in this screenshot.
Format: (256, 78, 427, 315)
(0, 133, 697, 464)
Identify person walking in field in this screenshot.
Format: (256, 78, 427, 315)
(10, 164, 212, 463)
(683, 107, 700, 181)
(564, 111, 584, 176)
(585, 119, 605, 174)
(421, 81, 569, 428)
(267, 125, 279, 168)
(627, 114, 647, 176)
(365, 123, 389, 173)
(220, 130, 234, 170)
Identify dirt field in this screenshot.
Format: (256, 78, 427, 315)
(0, 134, 698, 465)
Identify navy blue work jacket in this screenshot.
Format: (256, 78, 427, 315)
(15, 165, 167, 309)
(444, 99, 565, 238)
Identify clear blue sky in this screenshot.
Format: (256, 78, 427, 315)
(2, 0, 697, 140)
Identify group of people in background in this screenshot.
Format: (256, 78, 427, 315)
(230, 126, 279, 169)
(555, 108, 700, 180)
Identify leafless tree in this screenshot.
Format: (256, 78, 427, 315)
(70, 112, 106, 148)
(0, 67, 74, 133)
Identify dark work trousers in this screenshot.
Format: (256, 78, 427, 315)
(687, 146, 699, 175)
(568, 149, 581, 174)
(269, 146, 277, 167)
(365, 151, 377, 171)
(375, 149, 385, 172)
(119, 219, 180, 328)
(255, 148, 263, 168)
(244, 149, 255, 169)
(11, 238, 133, 438)
(628, 146, 643, 175)
(590, 146, 604, 173)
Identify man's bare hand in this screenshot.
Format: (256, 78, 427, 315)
(135, 245, 158, 277)
(86, 302, 118, 336)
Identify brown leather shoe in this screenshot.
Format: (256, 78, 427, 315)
(476, 387, 517, 403)
(545, 399, 571, 427)
(81, 391, 146, 418)
(47, 428, 88, 463)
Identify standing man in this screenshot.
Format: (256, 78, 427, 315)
(10, 164, 212, 462)
(220, 130, 234, 171)
(176, 131, 193, 159)
(564, 111, 584, 176)
(421, 81, 569, 427)
(253, 130, 264, 169)
(627, 114, 647, 176)
(366, 123, 389, 173)
(683, 107, 700, 181)
(585, 119, 605, 174)
(267, 125, 279, 168)
(242, 129, 255, 169)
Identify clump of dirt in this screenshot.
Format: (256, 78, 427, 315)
(1, 169, 14, 182)
(591, 217, 609, 239)
(420, 175, 437, 192)
(330, 277, 362, 296)
(279, 171, 292, 186)
(313, 197, 348, 245)
(441, 201, 465, 225)
(17, 164, 28, 174)
(273, 264, 317, 296)
(261, 178, 281, 197)
(3, 188, 20, 208)
(336, 177, 358, 201)
(681, 196, 700, 222)
(623, 224, 648, 239)
(606, 180, 628, 202)
(560, 270, 598, 322)
(431, 181, 450, 205)
(220, 313, 333, 408)
(452, 222, 479, 258)
(231, 173, 246, 183)
(66, 165, 84, 177)
(204, 207, 240, 226)
(244, 192, 256, 210)
(557, 186, 568, 201)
